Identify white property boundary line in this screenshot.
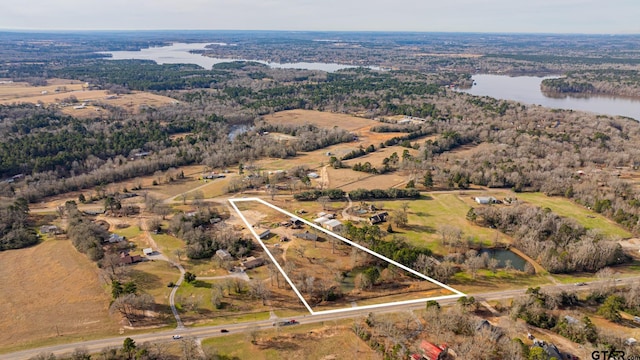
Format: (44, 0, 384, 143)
(228, 197, 466, 316)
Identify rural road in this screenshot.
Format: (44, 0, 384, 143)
(4, 276, 638, 360)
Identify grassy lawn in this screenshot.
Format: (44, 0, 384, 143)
(548, 273, 599, 284)
(514, 192, 632, 238)
(382, 194, 511, 255)
(129, 260, 180, 303)
(113, 225, 143, 239)
(195, 311, 272, 327)
(151, 233, 184, 256)
(175, 279, 273, 326)
(452, 269, 551, 293)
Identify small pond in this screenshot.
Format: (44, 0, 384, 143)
(478, 249, 527, 271)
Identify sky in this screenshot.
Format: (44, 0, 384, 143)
(2, 0, 639, 34)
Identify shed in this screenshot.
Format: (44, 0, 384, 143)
(143, 248, 154, 256)
(307, 172, 319, 179)
(474, 196, 497, 205)
(324, 219, 343, 232)
(258, 229, 271, 239)
(314, 216, 331, 225)
(40, 225, 59, 234)
(241, 256, 264, 269)
(216, 249, 232, 261)
(294, 231, 318, 241)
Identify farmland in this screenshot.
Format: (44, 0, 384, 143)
(0, 79, 177, 118)
(0, 239, 118, 352)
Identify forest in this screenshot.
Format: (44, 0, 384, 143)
(1, 31, 640, 251)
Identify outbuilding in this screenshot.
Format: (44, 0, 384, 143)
(474, 196, 497, 205)
(323, 219, 343, 232)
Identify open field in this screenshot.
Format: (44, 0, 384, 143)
(201, 321, 380, 360)
(0, 240, 119, 352)
(341, 146, 420, 168)
(263, 109, 416, 146)
(464, 190, 632, 238)
(0, 79, 84, 100)
(0, 79, 178, 118)
(263, 109, 379, 132)
(382, 194, 511, 254)
(338, 170, 411, 191)
(514, 192, 632, 238)
(28, 164, 210, 212)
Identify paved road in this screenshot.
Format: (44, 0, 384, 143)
(3, 276, 638, 360)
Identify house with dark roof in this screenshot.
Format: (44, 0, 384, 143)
(476, 320, 503, 342)
(119, 250, 142, 265)
(533, 340, 563, 360)
(369, 212, 389, 225)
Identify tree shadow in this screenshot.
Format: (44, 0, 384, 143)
(128, 269, 163, 290)
(192, 280, 212, 288)
(397, 224, 436, 234)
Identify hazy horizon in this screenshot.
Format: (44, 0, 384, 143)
(2, 0, 639, 35)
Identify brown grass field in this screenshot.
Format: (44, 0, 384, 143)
(263, 109, 378, 131)
(201, 322, 381, 360)
(0, 240, 119, 352)
(263, 109, 409, 143)
(0, 79, 177, 118)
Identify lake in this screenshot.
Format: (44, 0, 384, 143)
(459, 74, 640, 120)
(98, 42, 370, 72)
(479, 249, 527, 271)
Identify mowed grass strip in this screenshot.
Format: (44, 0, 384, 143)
(515, 192, 631, 238)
